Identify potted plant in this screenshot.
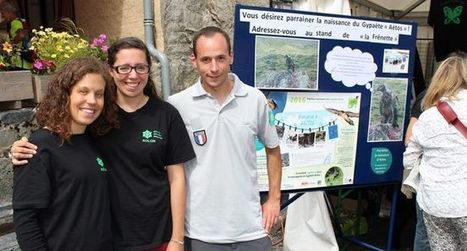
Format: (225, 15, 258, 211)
(30, 26, 110, 102)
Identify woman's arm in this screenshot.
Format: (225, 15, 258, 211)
(14, 209, 48, 250)
(166, 163, 185, 251)
(403, 133, 423, 170)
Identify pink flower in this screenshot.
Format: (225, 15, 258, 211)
(33, 60, 45, 70)
(32, 59, 56, 75)
(101, 45, 109, 53)
(91, 33, 108, 48)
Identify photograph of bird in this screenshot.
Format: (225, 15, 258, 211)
(285, 54, 296, 73)
(325, 107, 359, 126)
(375, 84, 399, 128)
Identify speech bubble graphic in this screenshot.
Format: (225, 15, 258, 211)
(325, 46, 377, 88)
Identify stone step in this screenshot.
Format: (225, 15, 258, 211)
(0, 232, 19, 250)
(0, 203, 17, 250)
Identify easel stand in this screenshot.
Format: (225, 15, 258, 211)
(328, 184, 399, 251)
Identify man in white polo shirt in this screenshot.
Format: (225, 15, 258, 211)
(168, 26, 282, 251)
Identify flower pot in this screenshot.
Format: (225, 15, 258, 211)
(32, 74, 55, 103)
(0, 70, 34, 102)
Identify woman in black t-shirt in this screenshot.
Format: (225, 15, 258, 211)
(13, 57, 119, 250)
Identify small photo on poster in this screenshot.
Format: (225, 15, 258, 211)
(255, 36, 319, 90)
(382, 49, 410, 74)
(368, 77, 408, 142)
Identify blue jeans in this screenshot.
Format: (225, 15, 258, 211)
(414, 201, 431, 251)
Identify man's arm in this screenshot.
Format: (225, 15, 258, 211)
(166, 163, 185, 251)
(10, 137, 37, 165)
(261, 146, 281, 233)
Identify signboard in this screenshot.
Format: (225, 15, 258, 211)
(233, 5, 417, 192)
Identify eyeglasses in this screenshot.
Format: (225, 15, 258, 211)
(113, 64, 150, 74)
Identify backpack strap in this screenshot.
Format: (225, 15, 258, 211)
(436, 101, 467, 138)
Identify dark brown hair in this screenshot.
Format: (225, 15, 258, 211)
(192, 26, 231, 57)
(107, 37, 158, 97)
(36, 57, 119, 141)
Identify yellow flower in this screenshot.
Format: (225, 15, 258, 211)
(29, 26, 109, 73)
(2, 42, 13, 53)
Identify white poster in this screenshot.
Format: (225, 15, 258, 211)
(257, 91, 360, 191)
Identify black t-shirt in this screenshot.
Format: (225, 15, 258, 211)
(97, 96, 195, 250)
(428, 0, 467, 61)
(13, 129, 112, 251)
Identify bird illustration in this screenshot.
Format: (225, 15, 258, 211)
(325, 107, 359, 126)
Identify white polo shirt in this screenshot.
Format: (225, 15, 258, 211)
(168, 73, 279, 243)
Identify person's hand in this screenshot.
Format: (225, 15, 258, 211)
(166, 240, 184, 251)
(261, 197, 280, 233)
(10, 137, 37, 165)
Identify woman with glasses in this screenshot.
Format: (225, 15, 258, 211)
(11, 37, 195, 251)
(104, 36, 195, 251)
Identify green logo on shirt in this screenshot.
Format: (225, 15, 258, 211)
(142, 129, 163, 143)
(444, 6, 463, 24)
(96, 157, 107, 172)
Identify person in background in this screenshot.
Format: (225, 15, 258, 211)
(403, 52, 467, 250)
(403, 89, 431, 251)
(168, 26, 282, 251)
(10, 37, 196, 251)
(0, 0, 32, 69)
(428, 0, 467, 62)
(13, 57, 118, 250)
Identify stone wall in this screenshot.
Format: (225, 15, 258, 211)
(160, 0, 269, 94)
(0, 109, 37, 206)
(0, 108, 37, 245)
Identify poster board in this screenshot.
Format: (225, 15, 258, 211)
(233, 5, 417, 192)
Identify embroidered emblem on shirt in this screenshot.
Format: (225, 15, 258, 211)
(193, 130, 207, 146)
(142, 129, 163, 143)
(96, 157, 107, 172)
(444, 6, 463, 24)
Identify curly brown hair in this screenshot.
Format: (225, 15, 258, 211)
(36, 57, 119, 141)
